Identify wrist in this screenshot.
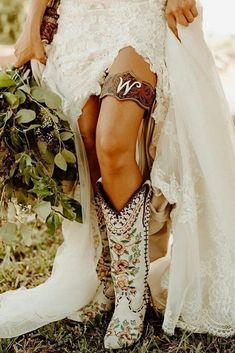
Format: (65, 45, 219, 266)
(25, 16, 42, 29)
(24, 18, 42, 39)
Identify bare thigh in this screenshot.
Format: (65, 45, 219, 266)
(78, 45, 157, 148)
(96, 45, 157, 164)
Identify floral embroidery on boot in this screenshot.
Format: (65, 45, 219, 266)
(74, 194, 115, 322)
(96, 178, 152, 349)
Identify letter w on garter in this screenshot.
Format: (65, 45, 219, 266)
(117, 77, 142, 96)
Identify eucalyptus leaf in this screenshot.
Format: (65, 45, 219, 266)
(16, 89, 26, 104)
(38, 141, 55, 164)
(37, 140, 47, 155)
(61, 149, 76, 164)
(0, 72, 16, 88)
(62, 206, 76, 221)
(45, 160, 55, 176)
(25, 155, 32, 167)
(44, 90, 62, 110)
(16, 109, 36, 123)
(9, 164, 16, 178)
(10, 127, 21, 149)
(34, 201, 52, 221)
(54, 152, 67, 171)
(46, 213, 56, 235)
(45, 150, 55, 165)
(46, 212, 61, 235)
(3, 92, 19, 107)
(4, 110, 13, 122)
(31, 87, 45, 103)
(60, 132, 74, 141)
(66, 198, 83, 223)
(29, 183, 54, 199)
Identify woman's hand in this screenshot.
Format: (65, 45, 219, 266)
(165, 0, 198, 40)
(14, 24, 47, 68)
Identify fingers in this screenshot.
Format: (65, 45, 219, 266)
(36, 53, 47, 65)
(35, 44, 48, 65)
(165, 0, 199, 40)
(14, 48, 47, 68)
(184, 10, 195, 23)
(14, 60, 24, 69)
(191, 4, 198, 18)
(167, 14, 180, 41)
(14, 54, 30, 68)
(39, 57, 47, 65)
(175, 12, 189, 27)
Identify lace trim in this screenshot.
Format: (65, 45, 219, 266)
(42, 0, 235, 339)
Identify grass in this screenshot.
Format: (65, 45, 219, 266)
(0, 226, 234, 353)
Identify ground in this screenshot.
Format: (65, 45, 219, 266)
(0, 228, 234, 353)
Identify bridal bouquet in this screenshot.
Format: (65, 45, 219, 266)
(0, 65, 82, 241)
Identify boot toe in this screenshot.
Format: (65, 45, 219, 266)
(104, 334, 137, 350)
(104, 321, 143, 349)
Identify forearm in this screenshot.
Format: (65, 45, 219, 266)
(25, 0, 50, 29)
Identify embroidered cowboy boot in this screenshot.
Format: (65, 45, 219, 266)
(96, 177, 152, 349)
(71, 193, 115, 322)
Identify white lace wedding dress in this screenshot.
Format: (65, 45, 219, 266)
(0, 0, 234, 339)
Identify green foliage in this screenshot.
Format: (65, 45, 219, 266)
(0, 0, 26, 44)
(0, 65, 82, 240)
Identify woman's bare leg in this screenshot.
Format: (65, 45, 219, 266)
(96, 46, 157, 211)
(77, 95, 101, 194)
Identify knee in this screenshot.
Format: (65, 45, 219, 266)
(96, 134, 130, 174)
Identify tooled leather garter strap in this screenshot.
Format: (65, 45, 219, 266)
(99, 71, 157, 116)
(40, 0, 60, 44)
